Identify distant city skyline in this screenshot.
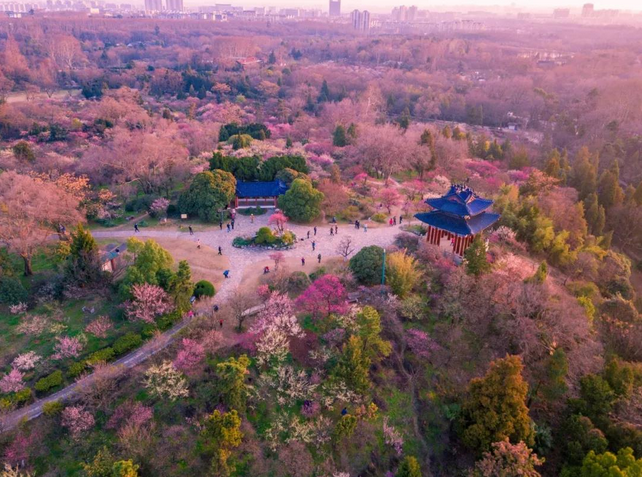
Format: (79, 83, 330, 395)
(182, 0, 641, 13)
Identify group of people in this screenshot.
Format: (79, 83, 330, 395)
(388, 216, 402, 226)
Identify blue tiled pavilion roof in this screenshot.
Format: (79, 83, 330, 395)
(236, 180, 288, 198)
(425, 184, 494, 217)
(414, 211, 500, 236)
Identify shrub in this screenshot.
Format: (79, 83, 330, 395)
(237, 206, 266, 216)
(232, 236, 253, 247)
(194, 280, 216, 299)
(349, 245, 385, 285)
(371, 212, 387, 223)
(68, 361, 87, 378)
(113, 333, 143, 355)
(288, 271, 311, 293)
(281, 231, 296, 245)
(87, 347, 115, 365)
(157, 311, 181, 331)
(12, 387, 33, 404)
(308, 267, 326, 282)
(255, 227, 276, 245)
(43, 400, 64, 416)
(124, 195, 156, 213)
(338, 205, 361, 221)
(35, 370, 63, 393)
(0, 277, 29, 305)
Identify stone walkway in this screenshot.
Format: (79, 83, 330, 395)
(94, 214, 405, 302)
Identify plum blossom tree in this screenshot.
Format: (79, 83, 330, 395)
(143, 360, 189, 401)
(85, 316, 113, 338)
(0, 171, 82, 275)
(126, 284, 174, 323)
(378, 188, 402, 214)
(472, 439, 543, 477)
(0, 369, 25, 394)
(296, 275, 349, 319)
(173, 338, 206, 377)
(268, 211, 289, 234)
(11, 351, 41, 372)
(52, 335, 84, 360)
(61, 405, 95, 439)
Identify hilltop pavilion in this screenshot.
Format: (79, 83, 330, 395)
(415, 184, 500, 256)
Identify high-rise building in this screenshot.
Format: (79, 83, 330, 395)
(553, 8, 570, 18)
(166, 0, 183, 11)
(329, 0, 340, 17)
(582, 3, 594, 17)
(351, 9, 370, 32)
(144, 0, 161, 12)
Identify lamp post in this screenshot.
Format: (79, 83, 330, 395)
(381, 249, 386, 286)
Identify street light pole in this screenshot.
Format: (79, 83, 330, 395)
(381, 249, 386, 286)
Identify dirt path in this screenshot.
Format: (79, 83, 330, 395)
(1, 217, 402, 433)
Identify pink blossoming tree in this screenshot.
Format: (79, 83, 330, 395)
(268, 212, 288, 234)
(173, 338, 206, 376)
(85, 315, 113, 338)
(61, 405, 95, 439)
(126, 283, 174, 324)
(0, 369, 25, 394)
(52, 335, 84, 360)
(296, 275, 349, 319)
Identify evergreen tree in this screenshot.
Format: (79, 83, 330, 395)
(544, 150, 561, 178)
(334, 335, 371, 393)
(541, 348, 568, 402)
(66, 224, 103, 285)
(600, 230, 613, 250)
(452, 126, 465, 140)
(217, 355, 251, 412)
(333, 124, 347, 147)
(268, 50, 277, 64)
(197, 86, 207, 100)
(633, 181, 642, 206)
(356, 306, 392, 363)
(199, 409, 243, 476)
(347, 123, 358, 142)
(465, 235, 491, 277)
(598, 169, 623, 209)
(396, 456, 422, 477)
(277, 178, 324, 222)
(285, 136, 293, 148)
(571, 147, 597, 201)
(178, 170, 237, 223)
(584, 193, 605, 236)
(559, 149, 571, 184)
(459, 355, 535, 453)
(399, 107, 411, 130)
(168, 260, 193, 313)
(318, 79, 330, 102)
(419, 129, 438, 174)
(442, 125, 452, 139)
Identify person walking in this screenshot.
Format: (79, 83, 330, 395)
(223, 270, 230, 279)
(313, 226, 317, 236)
(317, 253, 322, 264)
(399, 216, 403, 225)
(364, 223, 368, 233)
(231, 220, 235, 230)
(189, 226, 194, 235)
(330, 227, 334, 236)
(197, 238, 201, 249)
(134, 223, 140, 233)
(334, 225, 338, 235)
(355, 220, 359, 230)
(219, 221, 223, 230)
(307, 231, 310, 239)
(218, 246, 222, 255)
(393, 216, 397, 225)
(250, 214, 254, 224)
(219, 319, 223, 329)
(312, 241, 316, 251)
(226, 223, 231, 233)
(301, 257, 306, 266)
(389, 218, 393, 226)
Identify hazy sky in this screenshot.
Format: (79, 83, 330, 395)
(220, 0, 641, 13)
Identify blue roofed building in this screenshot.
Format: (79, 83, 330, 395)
(232, 180, 288, 209)
(415, 184, 500, 256)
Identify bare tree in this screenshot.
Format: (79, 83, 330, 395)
(229, 290, 258, 331)
(337, 237, 356, 261)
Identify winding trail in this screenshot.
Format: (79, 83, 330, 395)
(1, 214, 403, 433)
